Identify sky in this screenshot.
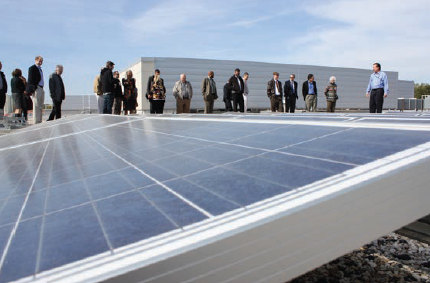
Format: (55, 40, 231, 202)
(1, 0, 429, 95)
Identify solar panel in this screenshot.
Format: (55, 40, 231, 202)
(0, 113, 430, 283)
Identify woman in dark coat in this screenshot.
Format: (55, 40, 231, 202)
(10, 69, 27, 119)
(122, 70, 137, 115)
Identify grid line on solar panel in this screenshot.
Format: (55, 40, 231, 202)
(80, 131, 214, 219)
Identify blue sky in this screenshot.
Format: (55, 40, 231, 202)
(1, 0, 429, 95)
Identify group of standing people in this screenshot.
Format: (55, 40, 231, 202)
(265, 62, 388, 113)
(93, 61, 138, 115)
(144, 68, 249, 115)
(0, 56, 66, 123)
(267, 72, 337, 113)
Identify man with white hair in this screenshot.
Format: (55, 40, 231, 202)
(48, 65, 65, 120)
(173, 74, 193, 114)
(324, 76, 338, 112)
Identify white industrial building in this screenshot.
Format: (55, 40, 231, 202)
(120, 57, 414, 112)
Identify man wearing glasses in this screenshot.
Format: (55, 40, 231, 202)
(284, 74, 298, 113)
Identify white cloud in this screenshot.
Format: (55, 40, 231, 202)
(229, 16, 273, 28)
(126, 0, 230, 41)
(282, 0, 430, 82)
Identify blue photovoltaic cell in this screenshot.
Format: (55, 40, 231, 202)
(0, 195, 26, 227)
(39, 204, 110, 273)
(95, 191, 178, 248)
(45, 181, 90, 213)
(185, 167, 292, 206)
(0, 114, 430, 282)
(21, 190, 47, 221)
(164, 178, 241, 215)
(139, 185, 208, 227)
(0, 217, 42, 283)
(225, 157, 336, 189)
(85, 170, 137, 200)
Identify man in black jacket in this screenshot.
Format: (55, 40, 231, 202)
(112, 71, 123, 115)
(28, 56, 45, 123)
(267, 72, 283, 112)
(223, 80, 233, 111)
(228, 68, 245, 112)
(0, 61, 7, 119)
(47, 65, 65, 121)
(101, 61, 115, 114)
(302, 74, 318, 112)
(284, 74, 299, 113)
(146, 69, 164, 114)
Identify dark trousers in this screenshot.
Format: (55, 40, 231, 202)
(48, 99, 62, 121)
(232, 92, 244, 112)
(149, 99, 154, 114)
(113, 97, 122, 115)
(326, 100, 336, 112)
(270, 96, 283, 112)
(152, 100, 165, 114)
(0, 91, 5, 109)
(369, 88, 384, 113)
(224, 99, 233, 111)
(22, 96, 28, 120)
(285, 95, 297, 113)
(103, 93, 114, 114)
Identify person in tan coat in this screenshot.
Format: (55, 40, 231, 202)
(201, 71, 218, 114)
(93, 71, 103, 114)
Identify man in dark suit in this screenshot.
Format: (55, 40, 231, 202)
(284, 74, 299, 113)
(228, 68, 245, 112)
(0, 61, 7, 119)
(28, 56, 45, 123)
(223, 80, 232, 111)
(48, 65, 65, 121)
(302, 74, 318, 112)
(267, 72, 283, 112)
(146, 69, 164, 114)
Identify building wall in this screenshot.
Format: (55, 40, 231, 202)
(124, 57, 413, 112)
(397, 80, 415, 98)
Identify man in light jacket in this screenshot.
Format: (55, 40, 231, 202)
(47, 65, 65, 121)
(243, 72, 249, 113)
(173, 74, 193, 114)
(93, 70, 103, 114)
(201, 71, 218, 114)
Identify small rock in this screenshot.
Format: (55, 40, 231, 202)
(395, 254, 412, 261)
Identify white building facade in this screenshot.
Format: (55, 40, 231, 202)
(121, 57, 414, 112)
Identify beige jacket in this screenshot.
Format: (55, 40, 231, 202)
(201, 77, 218, 100)
(93, 75, 102, 95)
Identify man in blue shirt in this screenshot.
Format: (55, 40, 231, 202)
(302, 74, 318, 112)
(366, 62, 389, 113)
